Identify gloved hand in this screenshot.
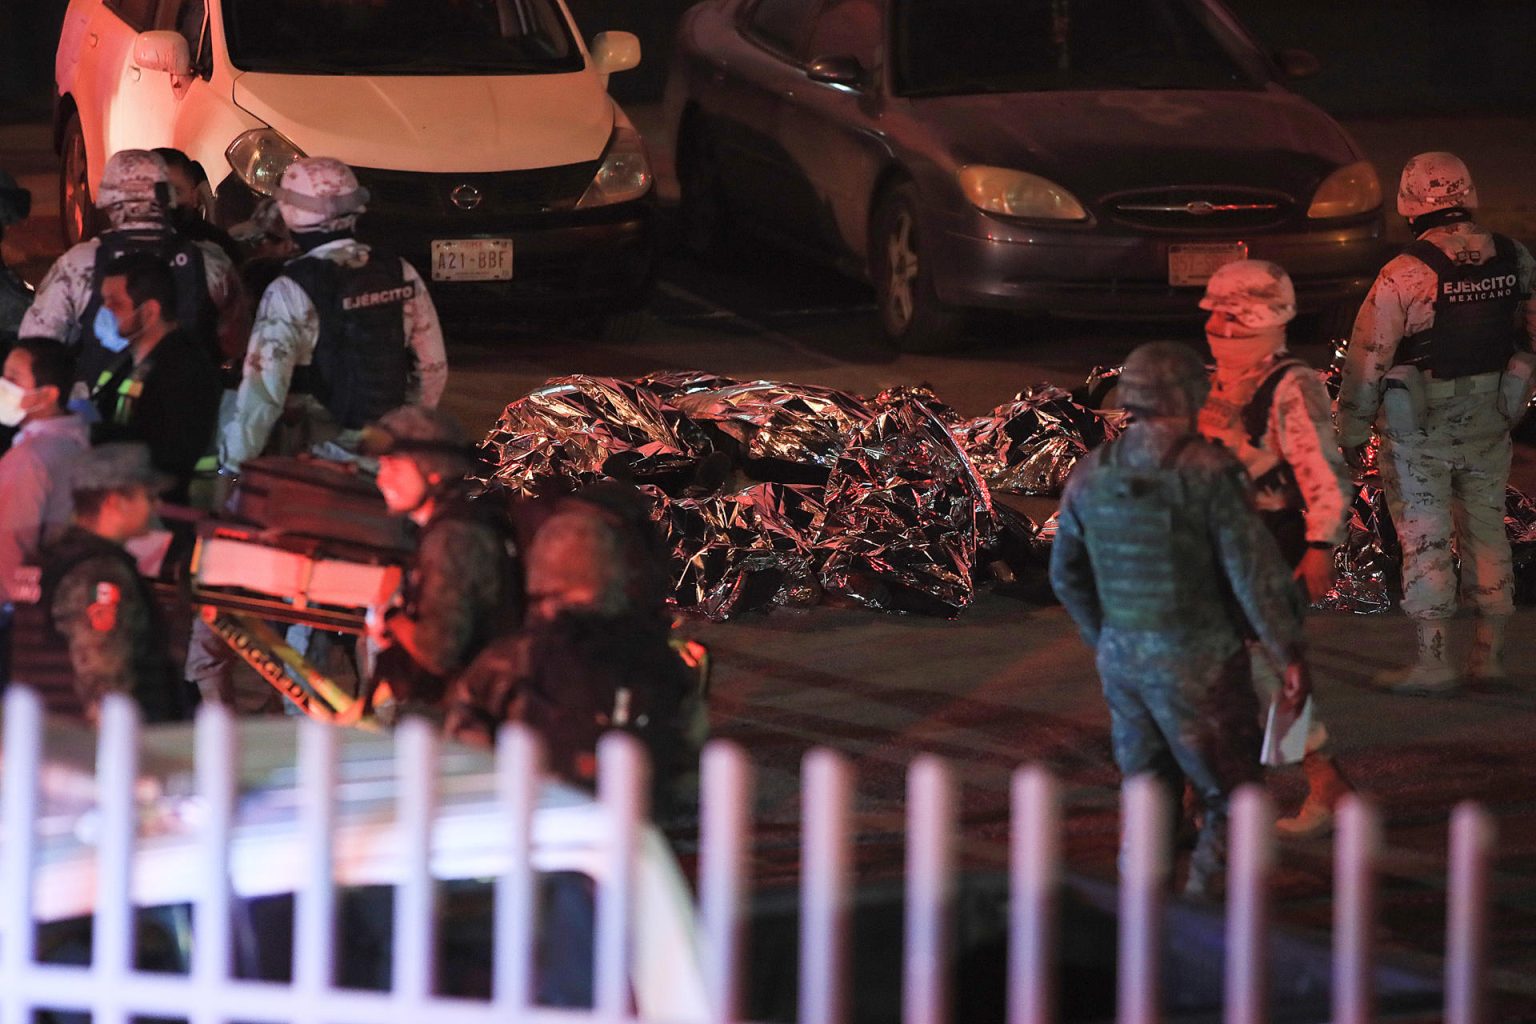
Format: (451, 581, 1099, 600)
(1295, 546, 1337, 601)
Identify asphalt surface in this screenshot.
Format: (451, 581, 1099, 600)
(6, 106, 1536, 1016)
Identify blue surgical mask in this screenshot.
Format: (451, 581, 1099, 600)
(94, 305, 132, 353)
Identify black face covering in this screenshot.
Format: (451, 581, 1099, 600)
(291, 227, 354, 253)
(1409, 206, 1474, 235)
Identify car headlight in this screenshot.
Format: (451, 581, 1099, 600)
(957, 165, 1087, 221)
(225, 128, 306, 197)
(1307, 160, 1382, 219)
(577, 125, 653, 208)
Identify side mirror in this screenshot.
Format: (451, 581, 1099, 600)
(591, 31, 641, 75)
(806, 54, 864, 88)
(1275, 47, 1321, 80)
(134, 30, 192, 76)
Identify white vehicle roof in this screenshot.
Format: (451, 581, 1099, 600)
(0, 715, 709, 1022)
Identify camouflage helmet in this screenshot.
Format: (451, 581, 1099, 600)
(363, 404, 475, 479)
(96, 150, 171, 216)
(1397, 152, 1478, 218)
(272, 156, 369, 231)
(0, 169, 30, 226)
(1115, 341, 1210, 419)
(1198, 259, 1296, 330)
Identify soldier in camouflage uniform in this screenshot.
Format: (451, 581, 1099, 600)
(1051, 342, 1309, 899)
(362, 405, 521, 722)
(1197, 260, 1353, 838)
(19, 150, 244, 366)
(218, 158, 448, 472)
(39, 443, 183, 724)
(0, 169, 34, 350)
(1338, 153, 1536, 693)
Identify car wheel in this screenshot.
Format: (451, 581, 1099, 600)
(870, 183, 963, 353)
(59, 112, 97, 247)
(677, 121, 732, 260)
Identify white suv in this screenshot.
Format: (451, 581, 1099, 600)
(53, 0, 658, 328)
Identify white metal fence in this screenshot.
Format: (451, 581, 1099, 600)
(0, 684, 1496, 1024)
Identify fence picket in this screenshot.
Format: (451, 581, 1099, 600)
(800, 749, 853, 1024)
(1118, 775, 1168, 1024)
(701, 740, 753, 1024)
(495, 722, 544, 1011)
(1446, 802, 1496, 1024)
(596, 731, 648, 1017)
(1333, 795, 1379, 1024)
(904, 755, 956, 1024)
(192, 703, 238, 1024)
(1008, 766, 1058, 1024)
(93, 694, 141, 1024)
(1, 687, 44, 1024)
(1223, 786, 1273, 1024)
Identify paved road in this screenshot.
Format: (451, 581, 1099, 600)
(6, 110, 1536, 1014)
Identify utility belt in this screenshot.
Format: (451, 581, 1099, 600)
(1381, 354, 1536, 434)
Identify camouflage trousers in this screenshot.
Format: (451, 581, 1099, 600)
(1378, 396, 1513, 620)
(1097, 628, 1263, 890)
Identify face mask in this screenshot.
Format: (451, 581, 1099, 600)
(94, 305, 134, 353)
(0, 377, 27, 427)
(1206, 321, 1285, 373)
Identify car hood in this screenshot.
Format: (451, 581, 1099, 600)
(232, 72, 615, 173)
(914, 88, 1359, 202)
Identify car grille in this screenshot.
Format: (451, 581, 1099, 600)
(1103, 187, 1293, 232)
(352, 162, 601, 217)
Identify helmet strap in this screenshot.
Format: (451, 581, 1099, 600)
(1408, 206, 1473, 235)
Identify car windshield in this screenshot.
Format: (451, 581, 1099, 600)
(221, 0, 583, 74)
(893, 0, 1268, 96)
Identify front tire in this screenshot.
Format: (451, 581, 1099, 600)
(59, 111, 97, 247)
(869, 182, 963, 352)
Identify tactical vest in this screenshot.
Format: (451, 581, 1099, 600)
(284, 251, 413, 430)
(1075, 436, 1242, 633)
(1395, 234, 1525, 379)
(83, 228, 218, 364)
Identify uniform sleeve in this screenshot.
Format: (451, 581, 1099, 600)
(18, 245, 96, 345)
(1270, 369, 1351, 546)
(49, 557, 143, 718)
(402, 520, 504, 677)
(219, 277, 317, 470)
(1047, 470, 1103, 646)
(1208, 467, 1304, 667)
(0, 450, 48, 602)
(400, 260, 448, 407)
(198, 241, 251, 362)
(1336, 255, 1434, 448)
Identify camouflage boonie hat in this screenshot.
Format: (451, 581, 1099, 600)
(0, 169, 30, 226)
(71, 442, 175, 495)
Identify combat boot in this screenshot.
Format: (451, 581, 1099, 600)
(1276, 752, 1352, 839)
(1374, 619, 1457, 695)
(1466, 615, 1509, 681)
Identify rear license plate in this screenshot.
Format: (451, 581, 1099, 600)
(1168, 242, 1248, 287)
(431, 239, 513, 282)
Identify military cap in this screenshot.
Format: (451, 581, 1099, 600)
(71, 442, 175, 495)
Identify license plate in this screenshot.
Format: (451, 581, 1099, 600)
(1168, 242, 1248, 287)
(431, 239, 513, 282)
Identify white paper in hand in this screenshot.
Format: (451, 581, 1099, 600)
(1261, 695, 1312, 767)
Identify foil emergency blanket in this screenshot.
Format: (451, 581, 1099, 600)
(482, 375, 711, 495)
(646, 482, 825, 619)
(817, 397, 995, 615)
(670, 379, 873, 468)
(955, 385, 1123, 496)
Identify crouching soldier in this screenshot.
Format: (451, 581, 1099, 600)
(445, 483, 701, 815)
(1050, 342, 1310, 899)
(363, 405, 522, 721)
(40, 443, 184, 724)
